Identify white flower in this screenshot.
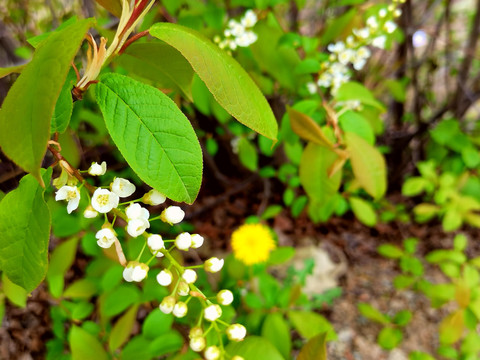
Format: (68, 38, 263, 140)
(353, 58, 367, 71)
(88, 161, 107, 176)
(228, 20, 245, 37)
(95, 227, 117, 248)
(394, 9, 402, 17)
(327, 41, 345, 53)
(91, 188, 119, 213)
(83, 205, 98, 218)
(337, 49, 355, 65)
(412, 30, 428, 48)
(204, 257, 224, 273)
(147, 234, 164, 257)
(190, 336, 206, 352)
(160, 206, 185, 224)
(55, 186, 80, 214)
(177, 281, 190, 296)
(353, 27, 370, 39)
(235, 31, 257, 47)
(126, 203, 149, 220)
(379, 8, 387, 18)
(204, 346, 221, 360)
(111, 177, 136, 198)
(228, 40, 238, 50)
(142, 189, 166, 205)
(217, 290, 234, 305)
(317, 73, 332, 88)
(182, 269, 197, 284)
(127, 218, 150, 237)
(306, 82, 318, 95)
(173, 301, 188, 318)
(191, 234, 204, 249)
(372, 35, 387, 49)
(384, 20, 397, 33)
(123, 262, 149, 282)
(241, 9, 257, 28)
(204, 304, 222, 322)
(226, 324, 247, 341)
(366, 16, 378, 29)
(175, 232, 192, 250)
(159, 296, 176, 314)
(157, 269, 173, 286)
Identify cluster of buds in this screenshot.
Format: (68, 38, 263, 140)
(54, 160, 246, 359)
(214, 10, 258, 51)
(308, 0, 404, 95)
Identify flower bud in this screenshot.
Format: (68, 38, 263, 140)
(204, 304, 222, 322)
(182, 269, 197, 284)
(217, 290, 234, 305)
(160, 206, 185, 224)
(172, 301, 188, 318)
(177, 281, 190, 296)
(147, 234, 164, 256)
(189, 336, 206, 352)
(123, 261, 148, 282)
(226, 324, 247, 341)
(175, 232, 192, 251)
(159, 296, 176, 314)
(189, 327, 204, 338)
(88, 161, 107, 176)
(95, 227, 117, 249)
(111, 177, 136, 198)
(126, 203, 149, 220)
(204, 257, 224, 273)
(191, 234, 204, 249)
(204, 346, 221, 360)
(127, 218, 150, 237)
(83, 205, 98, 219)
(142, 189, 166, 205)
(156, 269, 173, 286)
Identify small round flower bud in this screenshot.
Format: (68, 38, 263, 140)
(131, 263, 149, 282)
(204, 257, 224, 273)
(226, 324, 247, 341)
(175, 232, 192, 251)
(204, 346, 221, 360)
(232, 356, 245, 360)
(160, 206, 185, 224)
(172, 301, 188, 318)
(83, 205, 98, 218)
(147, 234, 164, 256)
(88, 161, 107, 176)
(157, 269, 173, 286)
(177, 281, 190, 296)
(91, 188, 119, 213)
(189, 336, 206, 352)
(126, 203, 149, 220)
(217, 290, 234, 305)
(142, 189, 166, 205)
(127, 218, 150, 237)
(204, 304, 222, 322)
(191, 234, 204, 249)
(111, 177, 136, 198)
(189, 327, 204, 338)
(182, 269, 197, 284)
(159, 296, 176, 314)
(95, 227, 117, 249)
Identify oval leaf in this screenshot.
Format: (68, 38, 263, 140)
(288, 107, 334, 148)
(261, 312, 292, 359)
(297, 333, 327, 360)
(226, 336, 284, 360)
(109, 305, 139, 351)
(149, 22, 278, 141)
(345, 131, 387, 199)
(69, 325, 109, 360)
(95, 0, 122, 17)
(95, 73, 203, 204)
(0, 19, 93, 184)
(0, 170, 51, 293)
(349, 196, 377, 227)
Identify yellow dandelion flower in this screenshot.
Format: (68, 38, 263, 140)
(231, 224, 276, 265)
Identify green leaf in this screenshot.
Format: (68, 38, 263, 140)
(0, 64, 26, 78)
(95, 0, 122, 17)
(63, 279, 98, 299)
(297, 333, 327, 360)
(2, 272, 28, 308)
(349, 197, 377, 227)
(109, 305, 139, 351)
(261, 313, 292, 359)
(378, 244, 404, 259)
(226, 336, 284, 360)
(338, 111, 375, 145)
(288, 107, 334, 148)
(299, 143, 342, 205)
(238, 137, 258, 171)
(378, 327, 403, 350)
(149, 22, 277, 141)
(50, 70, 76, 134)
(69, 325, 109, 360)
(335, 82, 385, 111)
(392, 310, 412, 327)
(0, 170, 52, 292)
(0, 19, 93, 184)
(439, 310, 465, 345)
(46, 237, 79, 298)
(148, 331, 184, 357)
(267, 247, 295, 265)
(345, 131, 387, 199)
(101, 284, 140, 318)
(402, 177, 428, 197)
(409, 351, 436, 360)
(96, 73, 203, 204)
(358, 303, 390, 324)
(116, 42, 194, 101)
(288, 311, 337, 341)
(142, 309, 174, 339)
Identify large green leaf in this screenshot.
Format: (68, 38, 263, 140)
(288, 107, 334, 148)
(95, 73, 203, 204)
(50, 70, 76, 134)
(345, 131, 387, 199)
(109, 305, 139, 351)
(288, 311, 337, 341)
(46, 237, 79, 298)
(0, 19, 93, 185)
(297, 333, 327, 360)
(261, 312, 292, 359)
(335, 82, 385, 111)
(299, 143, 342, 205)
(116, 42, 194, 101)
(0, 64, 26, 79)
(0, 170, 51, 293)
(69, 325, 109, 360)
(226, 336, 284, 360)
(149, 22, 278, 141)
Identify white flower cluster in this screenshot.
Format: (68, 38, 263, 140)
(312, 0, 403, 94)
(214, 10, 258, 51)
